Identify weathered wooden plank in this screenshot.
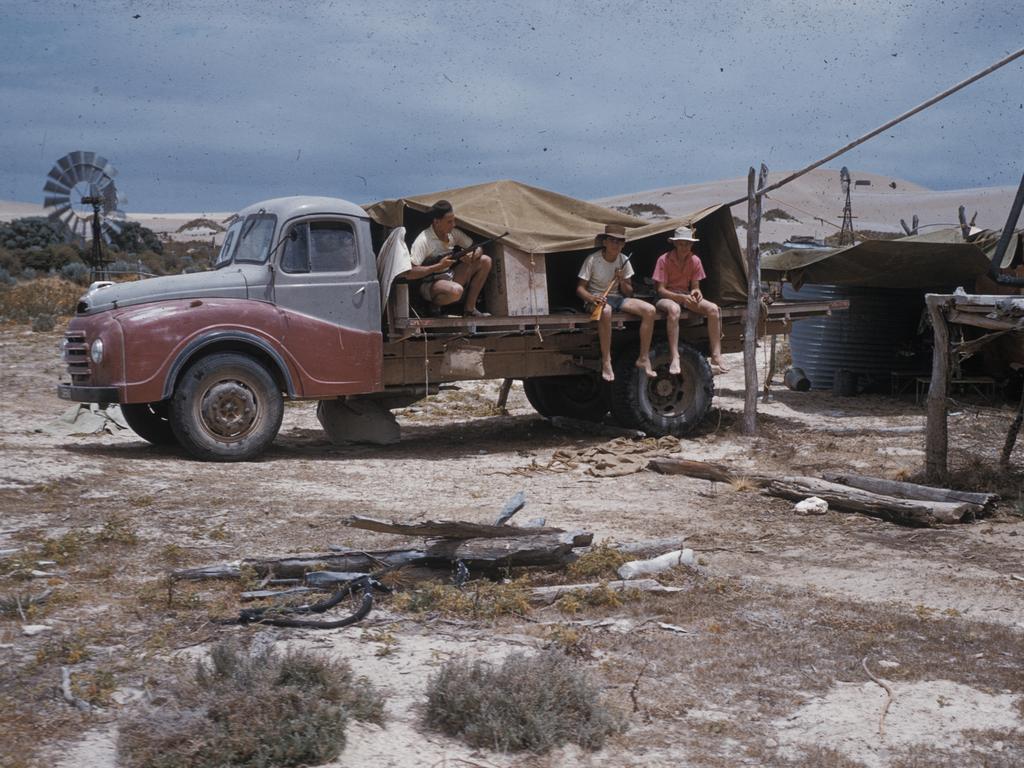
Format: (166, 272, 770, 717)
(424, 532, 592, 568)
(342, 515, 563, 539)
(648, 457, 769, 486)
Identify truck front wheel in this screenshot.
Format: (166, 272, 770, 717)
(120, 402, 176, 446)
(611, 341, 713, 436)
(169, 353, 283, 461)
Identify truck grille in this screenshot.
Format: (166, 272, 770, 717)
(63, 330, 91, 383)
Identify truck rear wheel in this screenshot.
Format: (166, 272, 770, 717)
(120, 402, 176, 446)
(169, 353, 283, 461)
(523, 374, 610, 422)
(610, 341, 713, 436)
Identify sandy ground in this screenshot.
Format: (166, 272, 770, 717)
(2, 323, 1023, 767)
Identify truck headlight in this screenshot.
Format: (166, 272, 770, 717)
(90, 338, 104, 364)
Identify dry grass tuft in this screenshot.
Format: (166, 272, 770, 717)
(117, 640, 385, 768)
(566, 540, 627, 580)
(0, 276, 81, 320)
(728, 475, 761, 492)
(424, 650, 623, 753)
(390, 579, 532, 620)
(555, 582, 627, 615)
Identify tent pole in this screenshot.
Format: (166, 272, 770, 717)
(742, 168, 762, 436)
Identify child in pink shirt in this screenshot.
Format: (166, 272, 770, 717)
(652, 227, 727, 375)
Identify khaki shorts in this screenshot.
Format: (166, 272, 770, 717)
(419, 270, 455, 301)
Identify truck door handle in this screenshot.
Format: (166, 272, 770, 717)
(354, 286, 366, 295)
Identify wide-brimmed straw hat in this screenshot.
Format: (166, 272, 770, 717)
(668, 226, 699, 242)
(596, 224, 627, 245)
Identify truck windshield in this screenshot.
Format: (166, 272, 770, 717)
(233, 214, 277, 264)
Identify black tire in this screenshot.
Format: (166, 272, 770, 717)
(120, 402, 177, 446)
(610, 341, 713, 436)
(523, 374, 611, 422)
(169, 353, 283, 461)
(522, 378, 554, 418)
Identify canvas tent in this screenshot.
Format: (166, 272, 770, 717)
(761, 227, 1022, 291)
(365, 179, 748, 306)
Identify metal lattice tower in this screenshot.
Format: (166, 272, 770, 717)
(838, 167, 855, 245)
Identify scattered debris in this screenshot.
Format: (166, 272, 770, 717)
(794, 496, 829, 515)
(528, 578, 684, 607)
(617, 549, 696, 580)
(21, 624, 51, 637)
(61, 666, 93, 712)
(862, 656, 895, 738)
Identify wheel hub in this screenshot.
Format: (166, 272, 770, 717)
(645, 371, 687, 416)
(200, 381, 257, 439)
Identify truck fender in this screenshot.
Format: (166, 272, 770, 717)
(160, 330, 296, 400)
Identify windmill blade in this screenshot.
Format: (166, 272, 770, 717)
(69, 150, 86, 169)
(48, 203, 71, 221)
(44, 194, 72, 208)
(81, 151, 96, 169)
(56, 154, 75, 176)
(44, 177, 70, 195)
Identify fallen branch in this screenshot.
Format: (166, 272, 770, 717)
(821, 471, 997, 507)
(766, 476, 979, 526)
(647, 457, 769, 486)
(862, 656, 894, 738)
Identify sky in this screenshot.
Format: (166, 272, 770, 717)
(0, 0, 1021, 213)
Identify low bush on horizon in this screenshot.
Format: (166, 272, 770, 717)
(424, 650, 623, 753)
(763, 207, 799, 222)
(117, 640, 385, 768)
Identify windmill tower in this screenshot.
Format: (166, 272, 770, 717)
(42, 151, 125, 280)
(838, 167, 855, 246)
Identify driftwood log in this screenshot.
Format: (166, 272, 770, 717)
(174, 533, 595, 582)
(342, 514, 564, 539)
(820, 471, 997, 507)
(766, 476, 980, 526)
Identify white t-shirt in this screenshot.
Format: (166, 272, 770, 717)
(578, 249, 634, 297)
(410, 225, 473, 267)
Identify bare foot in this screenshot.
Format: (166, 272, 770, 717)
(635, 359, 657, 379)
(710, 362, 727, 376)
(710, 358, 730, 373)
(669, 358, 681, 375)
(602, 363, 615, 382)
(465, 308, 491, 318)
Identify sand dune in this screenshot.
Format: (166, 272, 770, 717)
(596, 167, 1019, 244)
(1, 168, 1017, 245)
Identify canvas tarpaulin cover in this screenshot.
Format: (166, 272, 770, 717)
(365, 179, 748, 305)
(760, 227, 1021, 290)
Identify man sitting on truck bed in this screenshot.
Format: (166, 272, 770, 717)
(404, 200, 493, 317)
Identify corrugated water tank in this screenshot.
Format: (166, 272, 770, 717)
(782, 284, 929, 391)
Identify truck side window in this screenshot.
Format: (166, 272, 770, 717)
(309, 221, 357, 273)
(281, 224, 310, 273)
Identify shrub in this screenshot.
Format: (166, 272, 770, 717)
(0, 217, 64, 250)
(0, 276, 82, 320)
(109, 221, 163, 255)
(763, 208, 798, 222)
(424, 650, 622, 753)
(118, 640, 385, 768)
(60, 261, 91, 285)
(613, 202, 668, 219)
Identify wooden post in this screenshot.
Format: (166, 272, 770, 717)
(1000, 385, 1024, 469)
(742, 168, 762, 435)
(496, 377, 514, 411)
(925, 295, 951, 482)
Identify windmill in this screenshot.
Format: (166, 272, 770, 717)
(42, 151, 125, 279)
(837, 167, 855, 246)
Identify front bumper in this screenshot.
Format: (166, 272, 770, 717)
(57, 383, 121, 404)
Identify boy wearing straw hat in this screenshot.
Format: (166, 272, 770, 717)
(653, 226, 728, 375)
(576, 224, 658, 383)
